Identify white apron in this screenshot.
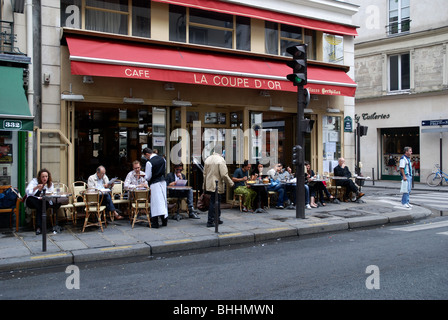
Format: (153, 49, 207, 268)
(150, 180, 168, 218)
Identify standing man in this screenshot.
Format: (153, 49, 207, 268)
(399, 146, 413, 208)
(203, 152, 234, 227)
(143, 148, 168, 228)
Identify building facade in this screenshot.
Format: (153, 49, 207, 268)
(4, 0, 360, 224)
(350, 0, 448, 181)
(0, 0, 32, 227)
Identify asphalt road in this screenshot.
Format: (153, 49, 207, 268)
(1, 214, 447, 302)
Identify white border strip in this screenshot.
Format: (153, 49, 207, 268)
(70, 55, 357, 88)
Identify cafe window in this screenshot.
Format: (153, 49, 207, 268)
(74, 105, 166, 181)
(169, 5, 251, 51)
(265, 22, 316, 60)
(389, 53, 410, 92)
(322, 115, 342, 173)
(61, 0, 151, 38)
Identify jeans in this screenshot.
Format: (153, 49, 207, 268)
(401, 175, 412, 205)
(169, 189, 194, 209)
(268, 184, 287, 206)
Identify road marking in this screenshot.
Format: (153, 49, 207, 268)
(392, 221, 448, 232)
(30, 253, 69, 260)
(436, 231, 448, 236)
(164, 239, 193, 244)
(267, 227, 290, 232)
(100, 245, 132, 251)
(218, 232, 242, 238)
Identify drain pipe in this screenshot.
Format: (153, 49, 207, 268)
(26, 0, 34, 181)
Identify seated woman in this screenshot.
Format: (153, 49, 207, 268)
(305, 161, 333, 207)
(25, 168, 61, 235)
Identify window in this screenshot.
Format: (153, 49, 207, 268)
(389, 53, 410, 91)
(60, 0, 151, 38)
(388, 0, 410, 35)
(85, 0, 129, 35)
(169, 5, 250, 51)
(265, 22, 316, 59)
(323, 33, 344, 64)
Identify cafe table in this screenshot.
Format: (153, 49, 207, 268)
(41, 191, 71, 251)
(246, 181, 269, 213)
(167, 185, 193, 221)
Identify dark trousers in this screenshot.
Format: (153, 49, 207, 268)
(26, 197, 61, 229)
(336, 180, 359, 198)
(207, 191, 221, 224)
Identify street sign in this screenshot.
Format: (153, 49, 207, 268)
(1, 119, 22, 130)
(422, 119, 448, 126)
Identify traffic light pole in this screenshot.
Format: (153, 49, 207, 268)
(296, 85, 305, 219)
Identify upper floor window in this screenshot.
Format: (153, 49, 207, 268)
(323, 33, 344, 64)
(389, 53, 410, 91)
(61, 0, 151, 38)
(169, 5, 250, 51)
(388, 0, 410, 35)
(265, 22, 316, 60)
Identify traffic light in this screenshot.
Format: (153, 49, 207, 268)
(292, 145, 303, 166)
(301, 119, 315, 133)
(359, 125, 368, 136)
(286, 44, 308, 86)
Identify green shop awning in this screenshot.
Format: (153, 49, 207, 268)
(0, 65, 34, 131)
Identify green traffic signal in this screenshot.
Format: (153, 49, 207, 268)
(286, 44, 308, 86)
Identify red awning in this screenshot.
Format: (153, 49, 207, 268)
(66, 36, 357, 97)
(151, 0, 358, 36)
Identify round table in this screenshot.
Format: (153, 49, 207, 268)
(167, 186, 192, 221)
(247, 182, 269, 213)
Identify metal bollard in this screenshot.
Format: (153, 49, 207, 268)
(41, 189, 47, 252)
(372, 168, 375, 186)
(214, 180, 219, 233)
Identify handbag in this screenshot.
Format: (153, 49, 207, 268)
(400, 180, 408, 193)
(197, 193, 211, 211)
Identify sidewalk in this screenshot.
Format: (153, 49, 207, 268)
(0, 188, 433, 272)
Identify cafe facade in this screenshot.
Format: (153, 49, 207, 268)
(35, 0, 359, 198)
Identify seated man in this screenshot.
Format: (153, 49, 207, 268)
(87, 165, 124, 220)
(266, 163, 288, 209)
(124, 160, 148, 190)
(232, 160, 257, 212)
(333, 158, 364, 202)
(166, 163, 200, 219)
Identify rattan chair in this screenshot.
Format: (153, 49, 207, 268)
(111, 179, 130, 220)
(82, 188, 107, 232)
(130, 189, 151, 229)
(71, 181, 87, 225)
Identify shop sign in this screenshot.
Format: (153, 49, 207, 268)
(422, 119, 448, 126)
(1, 119, 22, 131)
(344, 116, 353, 132)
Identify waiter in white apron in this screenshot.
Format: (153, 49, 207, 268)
(143, 148, 168, 228)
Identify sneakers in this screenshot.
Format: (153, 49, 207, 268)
(275, 205, 284, 209)
(305, 204, 312, 209)
(402, 203, 411, 209)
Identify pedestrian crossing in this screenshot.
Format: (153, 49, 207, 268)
(375, 192, 448, 212)
(391, 220, 448, 236)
